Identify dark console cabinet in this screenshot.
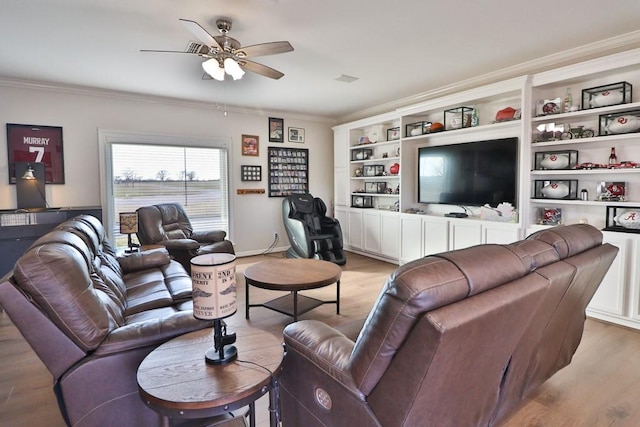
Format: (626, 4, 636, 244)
(0, 207, 102, 277)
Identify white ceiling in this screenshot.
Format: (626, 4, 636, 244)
(3, 0, 640, 121)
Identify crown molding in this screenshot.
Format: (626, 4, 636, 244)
(0, 77, 336, 125)
(339, 30, 640, 124)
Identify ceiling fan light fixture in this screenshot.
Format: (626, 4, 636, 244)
(202, 58, 225, 81)
(224, 57, 245, 80)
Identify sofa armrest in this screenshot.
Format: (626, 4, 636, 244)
(160, 238, 201, 251)
(117, 247, 171, 273)
(283, 320, 363, 399)
(94, 312, 212, 356)
(191, 230, 226, 243)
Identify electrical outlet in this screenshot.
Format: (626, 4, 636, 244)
(274, 232, 278, 239)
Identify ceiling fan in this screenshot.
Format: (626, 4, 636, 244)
(142, 18, 294, 80)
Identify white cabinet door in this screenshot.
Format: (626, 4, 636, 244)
(400, 215, 422, 264)
(348, 209, 363, 250)
(363, 210, 381, 254)
(380, 212, 400, 260)
(334, 167, 349, 208)
(449, 221, 482, 250)
(589, 234, 629, 316)
(483, 224, 520, 244)
(423, 217, 449, 256)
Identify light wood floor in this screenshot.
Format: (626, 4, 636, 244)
(2, 251, 640, 426)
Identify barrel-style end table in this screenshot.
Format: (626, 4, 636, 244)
(137, 326, 283, 427)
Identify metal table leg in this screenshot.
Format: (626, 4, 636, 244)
(245, 280, 250, 319)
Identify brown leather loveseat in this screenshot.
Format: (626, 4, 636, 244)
(0, 214, 212, 426)
(279, 224, 618, 427)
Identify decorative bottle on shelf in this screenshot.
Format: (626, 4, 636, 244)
(563, 87, 573, 113)
(609, 147, 618, 165)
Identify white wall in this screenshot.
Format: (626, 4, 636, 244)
(0, 83, 335, 255)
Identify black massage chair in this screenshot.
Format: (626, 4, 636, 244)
(282, 193, 346, 265)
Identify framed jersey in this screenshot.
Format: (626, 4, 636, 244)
(7, 123, 65, 184)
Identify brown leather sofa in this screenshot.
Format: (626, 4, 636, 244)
(136, 203, 235, 272)
(0, 214, 212, 426)
(279, 224, 618, 427)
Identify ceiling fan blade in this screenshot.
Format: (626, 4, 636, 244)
(241, 59, 285, 80)
(237, 41, 294, 58)
(179, 18, 222, 50)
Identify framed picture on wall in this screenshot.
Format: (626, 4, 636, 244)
(7, 123, 65, 184)
(241, 134, 259, 156)
(269, 117, 284, 142)
(288, 127, 305, 143)
(241, 165, 262, 181)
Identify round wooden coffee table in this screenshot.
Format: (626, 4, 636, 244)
(137, 326, 283, 427)
(244, 258, 342, 322)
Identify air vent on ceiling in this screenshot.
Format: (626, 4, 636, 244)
(335, 74, 359, 83)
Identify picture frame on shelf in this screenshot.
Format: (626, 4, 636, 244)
(7, 123, 65, 184)
(363, 164, 384, 177)
(351, 195, 373, 208)
(351, 148, 373, 161)
(364, 182, 387, 194)
(387, 127, 400, 141)
(288, 127, 305, 143)
(241, 134, 259, 156)
(268, 117, 284, 142)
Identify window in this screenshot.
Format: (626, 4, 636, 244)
(98, 131, 231, 246)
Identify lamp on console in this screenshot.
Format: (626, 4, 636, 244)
(119, 212, 140, 253)
(190, 253, 238, 365)
(15, 162, 46, 210)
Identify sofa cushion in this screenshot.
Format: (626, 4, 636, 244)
(123, 269, 174, 315)
(159, 262, 194, 301)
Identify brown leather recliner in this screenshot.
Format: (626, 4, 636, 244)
(136, 203, 234, 272)
(278, 224, 618, 427)
(0, 215, 213, 426)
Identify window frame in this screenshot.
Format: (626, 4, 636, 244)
(98, 129, 234, 242)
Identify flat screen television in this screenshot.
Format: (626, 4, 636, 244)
(418, 137, 518, 207)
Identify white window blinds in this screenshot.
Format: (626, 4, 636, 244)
(111, 143, 229, 245)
